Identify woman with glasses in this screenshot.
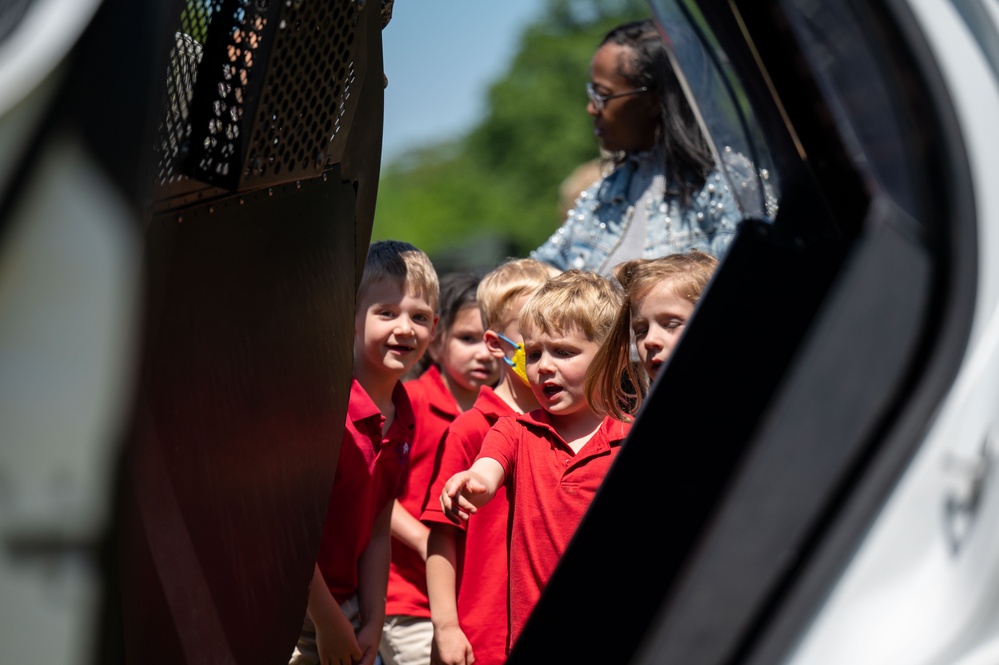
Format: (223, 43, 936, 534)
(531, 19, 745, 276)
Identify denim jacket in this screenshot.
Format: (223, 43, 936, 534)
(531, 158, 746, 275)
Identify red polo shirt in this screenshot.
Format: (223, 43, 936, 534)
(316, 378, 415, 604)
(385, 366, 461, 618)
(478, 410, 630, 649)
(421, 386, 513, 665)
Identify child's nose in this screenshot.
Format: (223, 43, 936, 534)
(394, 318, 415, 336)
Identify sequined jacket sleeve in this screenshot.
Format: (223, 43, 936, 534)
(531, 159, 748, 274)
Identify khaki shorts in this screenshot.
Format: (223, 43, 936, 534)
(289, 595, 361, 665)
(379, 615, 433, 665)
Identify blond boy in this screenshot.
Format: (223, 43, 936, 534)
(439, 269, 627, 653)
(420, 258, 558, 665)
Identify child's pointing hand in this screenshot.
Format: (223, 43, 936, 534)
(440, 472, 485, 525)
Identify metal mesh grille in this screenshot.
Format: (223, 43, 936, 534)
(184, 0, 276, 187)
(155, 0, 363, 193)
(244, 0, 357, 182)
(156, 0, 218, 187)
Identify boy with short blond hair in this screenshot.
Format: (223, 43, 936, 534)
(420, 257, 558, 665)
(440, 268, 627, 656)
(290, 240, 439, 665)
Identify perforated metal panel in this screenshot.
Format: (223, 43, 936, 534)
(157, 1, 210, 189)
(156, 0, 368, 192)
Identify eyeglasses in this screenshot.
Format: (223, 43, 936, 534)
(586, 82, 650, 111)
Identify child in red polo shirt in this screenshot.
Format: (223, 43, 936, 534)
(586, 251, 718, 421)
(380, 271, 499, 665)
(420, 258, 558, 665)
(289, 240, 439, 665)
(440, 269, 627, 654)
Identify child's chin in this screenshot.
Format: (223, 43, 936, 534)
(383, 356, 412, 373)
(546, 400, 585, 417)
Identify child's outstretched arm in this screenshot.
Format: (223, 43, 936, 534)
(355, 500, 393, 665)
(426, 524, 473, 665)
(439, 458, 504, 525)
(306, 564, 362, 665)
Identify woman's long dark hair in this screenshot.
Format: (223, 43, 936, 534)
(601, 19, 715, 203)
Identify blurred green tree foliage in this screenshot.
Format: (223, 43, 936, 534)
(373, 0, 648, 272)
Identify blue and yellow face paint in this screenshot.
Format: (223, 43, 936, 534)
(496, 332, 529, 387)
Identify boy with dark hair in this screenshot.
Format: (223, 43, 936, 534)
(290, 240, 439, 665)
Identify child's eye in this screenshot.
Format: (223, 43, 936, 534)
(557, 348, 576, 358)
(665, 319, 685, 331)
(525, 350, 542, 362)
(458, 334, 479, 343)
(633, 326, 648, 339)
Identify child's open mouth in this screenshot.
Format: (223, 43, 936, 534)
(542, 384, 562, 399)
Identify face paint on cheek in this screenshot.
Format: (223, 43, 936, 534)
(506, 345, 530, 387)
(496, 332, 531, 387)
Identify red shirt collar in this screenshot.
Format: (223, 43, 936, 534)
(347, 378, 415, 448)
(517, 408, 631, 449)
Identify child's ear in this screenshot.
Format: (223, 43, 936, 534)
(426, 319, 442, 362)
(426, 344, 442, 365)
(483, 330, 506, 359)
